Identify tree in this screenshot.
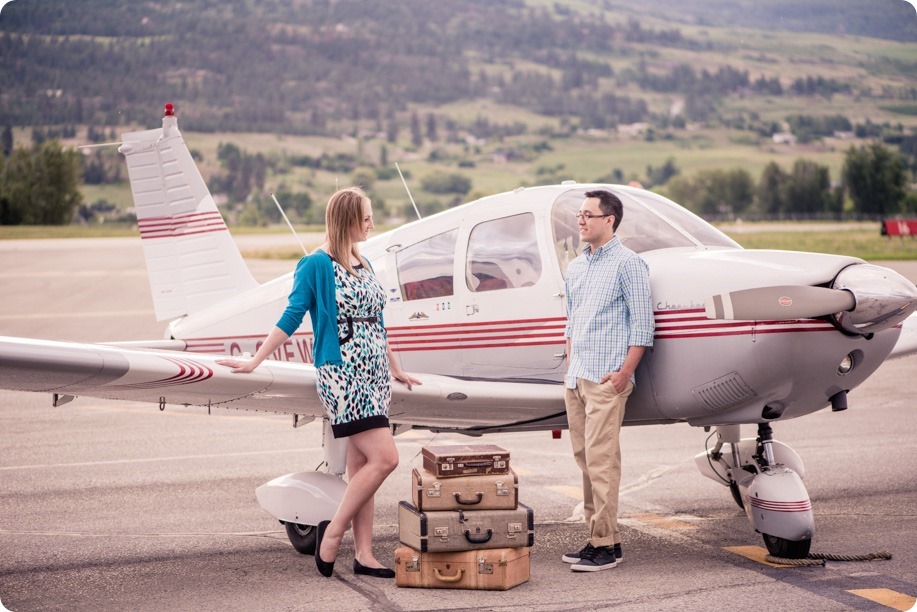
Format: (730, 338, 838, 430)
(1, 124, 12, 158)
(425, 113, 439, 142)
(842, 143, 907, 216)
(783, 159, 831, 215)
(385, 113, 399, 143)
(410, 111, 423, 148)
(420, 171, 471, 195)
(663, 169, 753, 217)
(757, 162, 787, 215)
(0, 141, 82, 225)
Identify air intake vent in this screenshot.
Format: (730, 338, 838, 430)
(693, 372, 757, 413)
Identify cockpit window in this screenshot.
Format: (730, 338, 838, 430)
(633, 189, 741, 250)
(551, 187, 739, 277)
(466, 213, 542, 292)
(396, 229, 458, 301)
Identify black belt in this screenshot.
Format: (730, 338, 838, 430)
(338, 316, 379, 345)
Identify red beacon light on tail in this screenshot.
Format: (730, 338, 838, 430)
(164, 103, 175, 117)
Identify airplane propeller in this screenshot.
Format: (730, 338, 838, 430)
(705, 285, 856, 321)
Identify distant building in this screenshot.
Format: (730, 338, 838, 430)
(772, 132, 797, 145)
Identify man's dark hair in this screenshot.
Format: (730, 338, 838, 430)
(585, 190, 623, 231)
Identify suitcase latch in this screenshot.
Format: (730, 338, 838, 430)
(406, 555, 420, 572)
(506, 522, 522, 538)
(433, 526, 450, 541)
(478, 557, 493, 574)
(494, 460, 507, 469)
(426, 481, 442, 498)
(495, 480, 509, 496)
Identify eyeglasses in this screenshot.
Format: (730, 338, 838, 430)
(574, 212, 612, 221)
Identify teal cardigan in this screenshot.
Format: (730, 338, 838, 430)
(275, 250, 383, 367)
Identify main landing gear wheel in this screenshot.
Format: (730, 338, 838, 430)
(284, 522, 317, 555)
(763, 533, 811, 559)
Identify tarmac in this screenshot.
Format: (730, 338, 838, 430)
(0, 237, 915, 611)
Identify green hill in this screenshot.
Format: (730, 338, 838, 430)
(0, 0, 914, 220)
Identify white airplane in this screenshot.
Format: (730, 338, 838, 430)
(2, 105, 916, 560)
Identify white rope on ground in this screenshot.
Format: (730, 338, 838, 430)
(766, 551, 893, 566)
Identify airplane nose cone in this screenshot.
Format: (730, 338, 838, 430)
(832, 263, 917, 334)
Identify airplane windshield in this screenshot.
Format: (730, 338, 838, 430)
(629, 189, 741, 251)
(550, 187, 740, 276)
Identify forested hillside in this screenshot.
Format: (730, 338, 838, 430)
(1, 0, 915, 226)
(1, 0, 914, 134)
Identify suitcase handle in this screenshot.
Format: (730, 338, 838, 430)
(434, 567, 465, 583)
(453, 492, 484, 505)
(462, 460, 495, 467)
(464, 528, 493, 544)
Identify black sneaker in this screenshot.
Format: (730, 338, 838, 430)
(571, 545, 618, 572)
(613, 543, 624, 564)
(562, 543, 594, 564)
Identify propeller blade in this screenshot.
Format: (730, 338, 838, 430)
(705, 285, 855, 320)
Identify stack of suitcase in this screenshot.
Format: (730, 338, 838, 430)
(394, 444, 533, 591)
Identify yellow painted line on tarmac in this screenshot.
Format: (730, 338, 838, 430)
(848, 589, 916, 611)
(724, 545, 797, 567)
(546, 484, 583, 500)
(631, 512, 697, 531)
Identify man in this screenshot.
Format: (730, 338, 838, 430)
(562, 189, 655, 572)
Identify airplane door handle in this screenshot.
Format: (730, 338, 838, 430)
(466, 304, 479, 316)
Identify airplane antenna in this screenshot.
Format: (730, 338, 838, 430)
(77, 142, 122, 149)
(271, 193, 309, 256)
(395, 162, 422, 220)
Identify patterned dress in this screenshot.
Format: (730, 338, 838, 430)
(316, 260, 391, 438)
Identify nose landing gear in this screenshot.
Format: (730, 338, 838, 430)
(695, 423, 814, 558)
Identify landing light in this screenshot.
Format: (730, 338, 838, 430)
(838, 354, 854, 375)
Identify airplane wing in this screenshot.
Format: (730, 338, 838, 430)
(888, 313, 917, 360)
(0, 336, 566, 431)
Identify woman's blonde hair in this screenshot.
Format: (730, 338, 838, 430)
(325, 186, 369, 276)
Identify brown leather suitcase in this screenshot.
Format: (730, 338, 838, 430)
(394, 545, 530, 590)
(398, 500, 534, 553)
(412, 467, 518, 511)
(421, 444, 510, 478)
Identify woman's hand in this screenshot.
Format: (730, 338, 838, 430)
(216, 358, 257, 374)
(392, 368, 422, 390)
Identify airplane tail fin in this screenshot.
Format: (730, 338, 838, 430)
(119, 105, 258, 322)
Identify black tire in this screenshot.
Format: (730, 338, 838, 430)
(284, 522, 317, 555)
(762, 533, 811, 559)
(729, 482, 745, 509)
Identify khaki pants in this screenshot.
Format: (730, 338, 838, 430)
(565, 378, 633, 548)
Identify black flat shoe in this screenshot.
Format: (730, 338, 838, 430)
(315, 520, 334, 577)
(354, 559, 396, 578)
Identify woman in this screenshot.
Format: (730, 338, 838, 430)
(218, 187, 420, 578)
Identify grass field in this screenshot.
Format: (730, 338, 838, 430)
(723, 228, 917, 261)
(5, 223, 912, 263)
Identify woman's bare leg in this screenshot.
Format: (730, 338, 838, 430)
(346, 442, 386, 567)
(318, 427, 398, 564)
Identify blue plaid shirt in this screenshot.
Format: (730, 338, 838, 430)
(564, 236, 655, 389)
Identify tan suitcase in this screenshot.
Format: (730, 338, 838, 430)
(421, 444, 510, 478)
(412, 467, 518, 511)
(398, 500, 534, 553)
(394, 545, 530, 590)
